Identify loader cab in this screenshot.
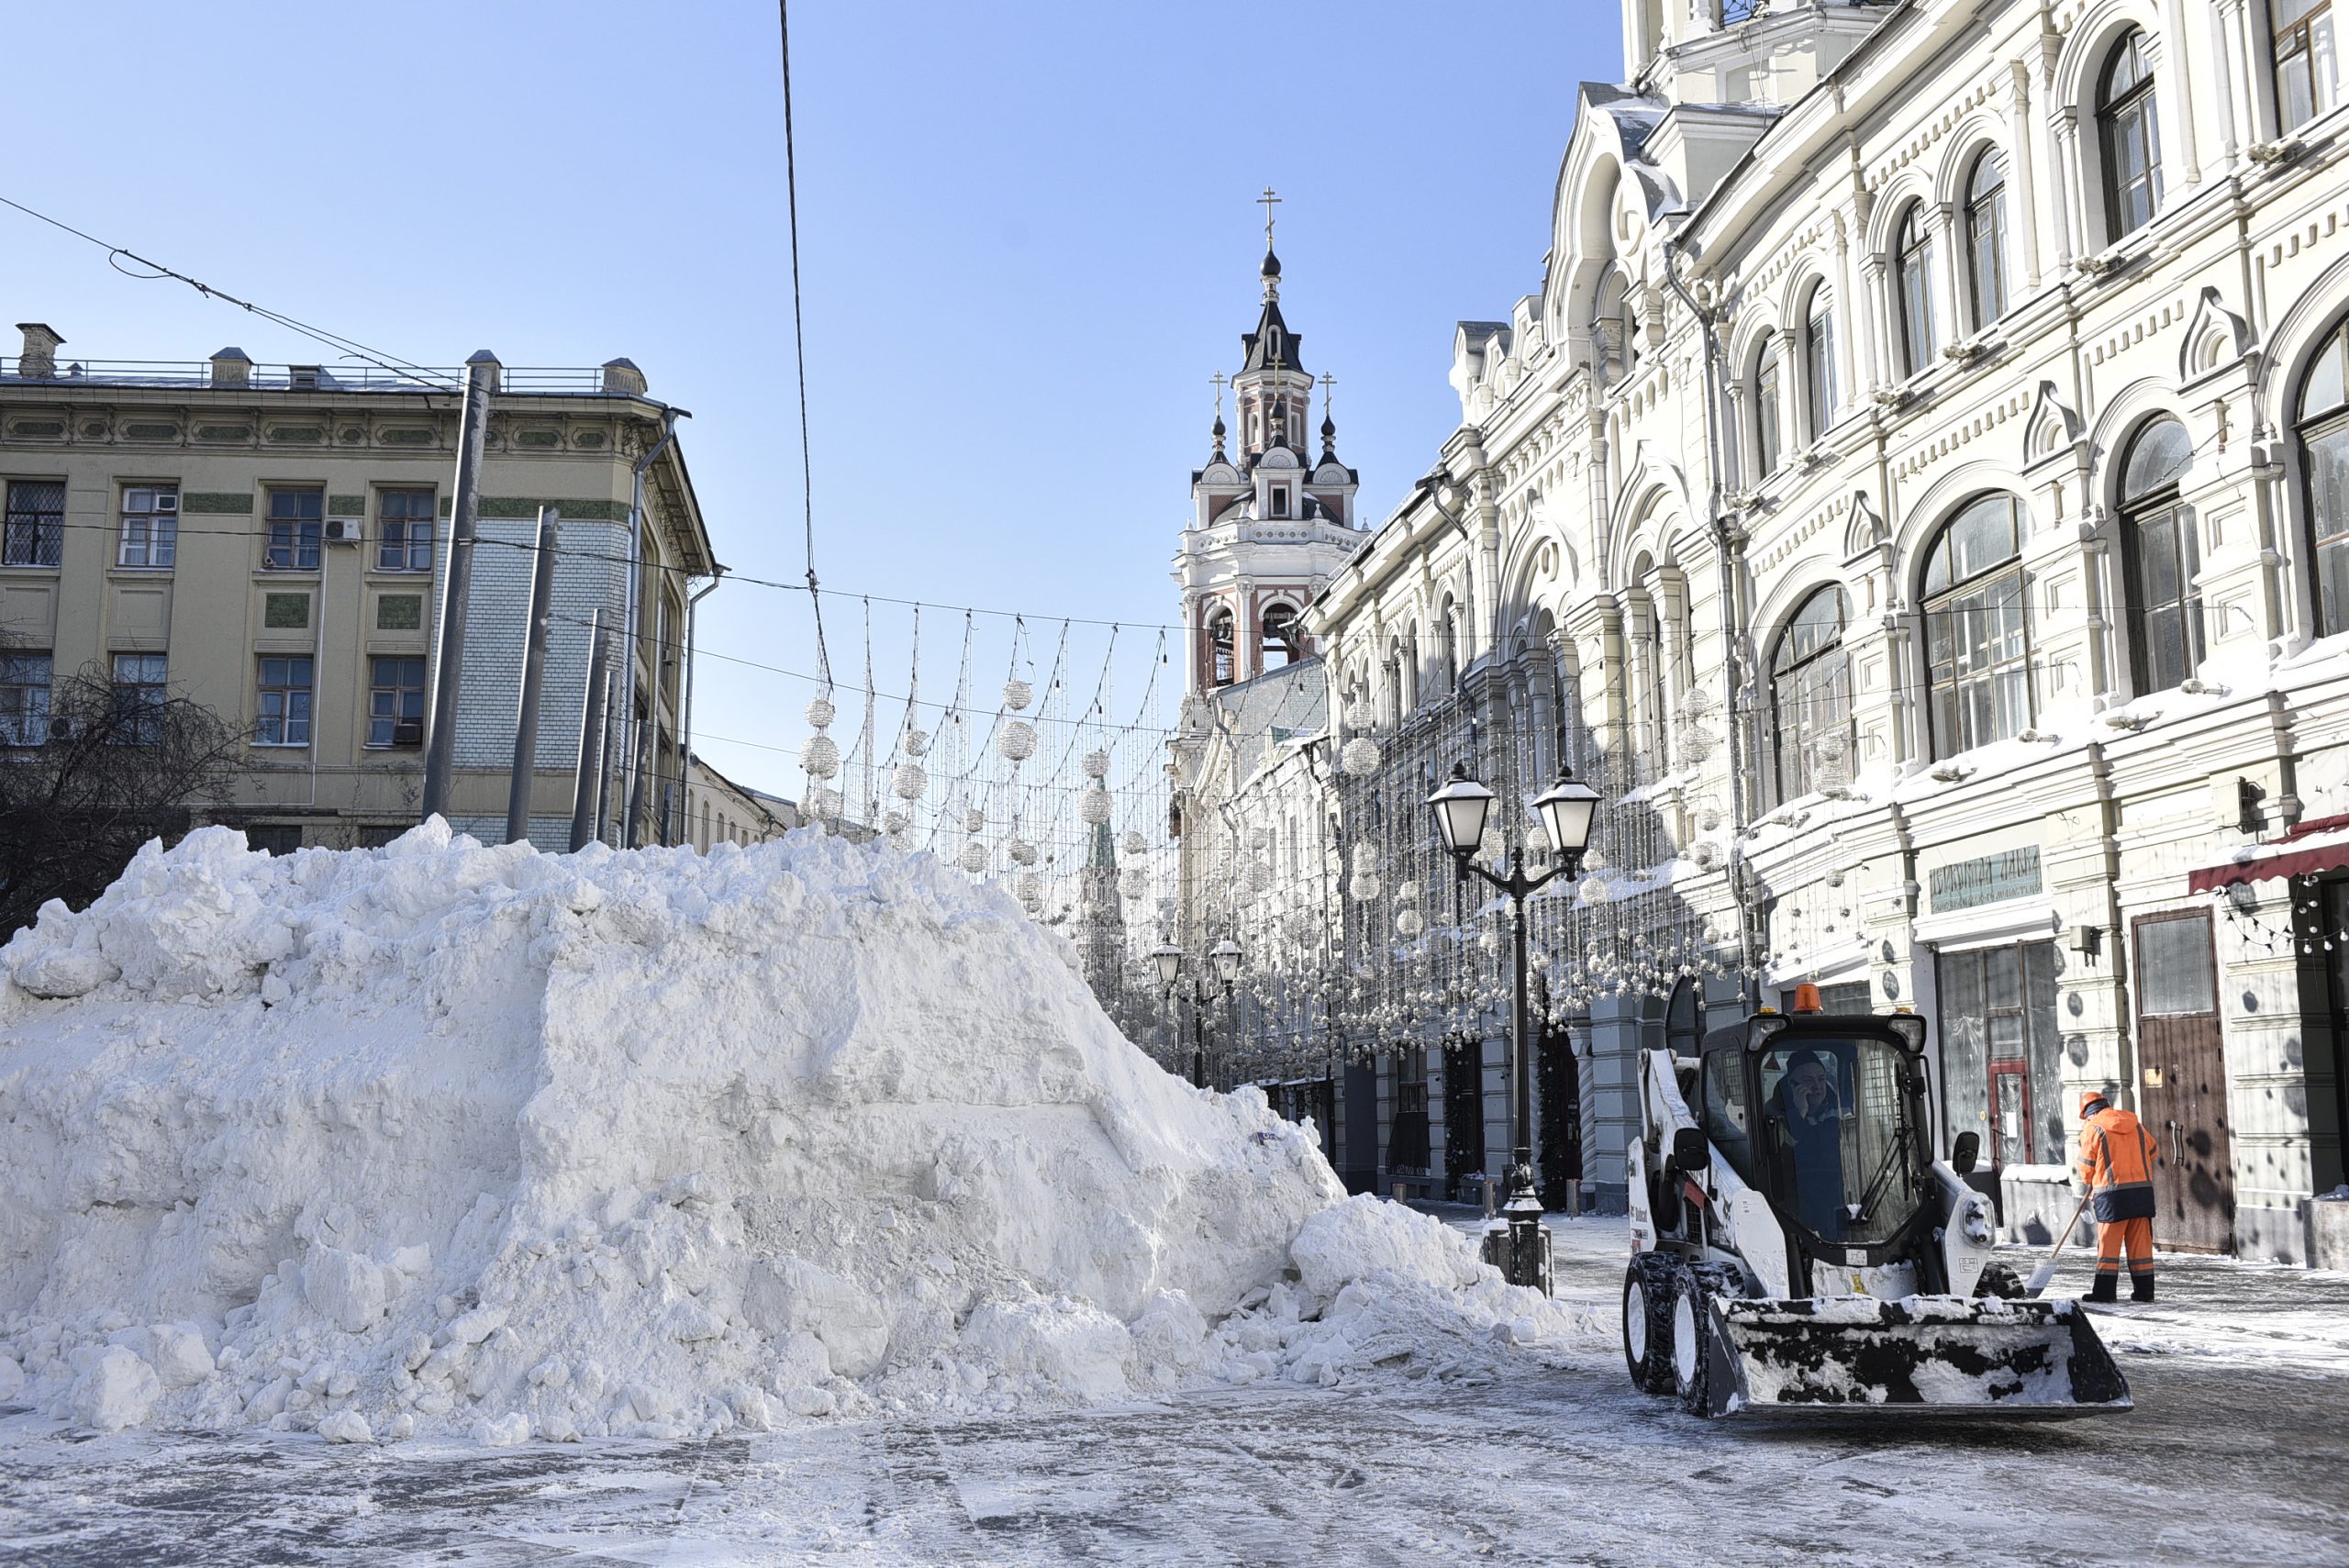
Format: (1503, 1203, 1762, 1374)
(1694, 1007, 1938, 1275)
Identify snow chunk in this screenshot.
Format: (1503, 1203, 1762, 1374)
(71, 1348, 161, 1431)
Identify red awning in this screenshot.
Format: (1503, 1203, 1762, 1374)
(2188, 812, 2349, 893)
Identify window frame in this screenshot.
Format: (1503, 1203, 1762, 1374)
(1753, 338, 1784, 478)
(2275, 0, 2342, 132)
(1894, 203, 1937, 377)
(117, 485, 180, 570)
(264, 486, 325, 572)
(254, 654, 315, 747)
(366, 654, 428, 749)
(375, 488, 436, 573)
(109, 651, 169, 744)
(1964, 147, 2009, 330)
(2295, 316, 2349, 638)
(2, 479, 65, 569)
(1769, 584, 1853, 805)
(1921, 494, 2036, 760)
(2098, 28, 2163, 242)
(0, 651, 53, 746)
(2118, 417, 2203, 692)
(1802, 284, 1837, 441)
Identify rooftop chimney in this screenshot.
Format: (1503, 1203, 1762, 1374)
(210, 347, 252, 390)
(601, 357, 647, 395)
(17, 323, 62, 378)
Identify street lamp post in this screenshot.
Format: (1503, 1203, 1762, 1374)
(1426, 761, 1601, 1293)
(1154, 940, 1242, 1088)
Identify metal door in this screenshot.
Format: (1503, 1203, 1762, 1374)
(2132, 911, 2235, 1253)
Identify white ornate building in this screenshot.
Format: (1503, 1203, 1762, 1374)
(1178, 0, 2349, 1266)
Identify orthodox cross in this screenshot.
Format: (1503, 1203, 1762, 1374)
(1257, 186, 1281, 248)
(1210, 372, 1227, 417)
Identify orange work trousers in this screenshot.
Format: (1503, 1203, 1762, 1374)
(2094, 1217, 2155, 1284)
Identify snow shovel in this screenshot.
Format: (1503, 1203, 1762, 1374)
(2024, 1191, 2092, 1298)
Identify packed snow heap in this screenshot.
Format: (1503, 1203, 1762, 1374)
(0, 824, 1592, 1443)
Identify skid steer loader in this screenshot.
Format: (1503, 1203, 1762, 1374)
(1621, 989, 2131, 1419)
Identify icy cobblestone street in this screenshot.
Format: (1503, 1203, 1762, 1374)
(6, 1216, 2346, 1567)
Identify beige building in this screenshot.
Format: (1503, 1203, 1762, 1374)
(0, 327, 713, 856)
(685, 751, 801, 850)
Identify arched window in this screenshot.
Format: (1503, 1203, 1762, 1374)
(1923, 495, 2033, 757)
(2276, 1, 2342, 131)
(1770, 585, 1851, 803)
(2297, 317, 2349, 636)
(1438, 603, 1460, 690)
(2120, 417, 2200, 691)
(1260, 602, 1302, 669)
(1208, 607, 1236, 687)
(1753, 339, 1784, 477)
(1895, 204, 1937, 376)
(1802, 284, 1837, 440)
(1965, 149, 2009, 328)
(2099, 28, 2162, 240)
(1595, 268, 1636, 373)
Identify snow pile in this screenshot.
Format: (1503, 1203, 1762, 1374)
(0, 824, 1594, 1443)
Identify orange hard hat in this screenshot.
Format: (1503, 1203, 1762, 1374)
(2078, 1090, 2110, 1119)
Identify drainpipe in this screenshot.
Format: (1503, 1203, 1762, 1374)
(620, 408, 681, 847)
(1662, 234, 1760, 1006)
(679, 566, 726, 845)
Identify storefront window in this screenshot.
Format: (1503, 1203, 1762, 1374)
(1936, 941, 2064, 1167)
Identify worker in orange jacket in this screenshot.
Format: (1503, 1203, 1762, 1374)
(2077, 1090, 2158, 1303)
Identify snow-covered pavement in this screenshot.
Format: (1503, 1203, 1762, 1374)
(6, 1209, 2346, 1567)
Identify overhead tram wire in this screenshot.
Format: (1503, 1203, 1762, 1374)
(777, 0, 831, 695)
(0, 193, 460, 392)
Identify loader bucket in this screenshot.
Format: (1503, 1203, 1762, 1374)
(1696, 1295, 2132, 1419)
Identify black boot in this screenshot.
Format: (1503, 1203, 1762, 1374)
(2087, 1277, 2118, 1303)
(2132, 1276, 2154, 1304)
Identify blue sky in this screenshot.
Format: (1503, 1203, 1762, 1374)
(5, 1, 1620, 797)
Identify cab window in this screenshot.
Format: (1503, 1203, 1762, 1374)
(1699, 1049, 1756, 1184)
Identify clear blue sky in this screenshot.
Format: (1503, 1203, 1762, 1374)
(5, 1, 1620, 797)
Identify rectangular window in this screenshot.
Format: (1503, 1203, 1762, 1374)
(265, 487, 323, 571)
(263, 592, 311, 629)
(2135, 913, 2217, 1016)
(367, 655, 427, 748)
(376, 489, 435, 573)
(2277, 0, 2340, 132)
(376, 594, 424, 631)
(355, 824, 405, 849)
(245, 825, 304, 856)
(255, 655, 314, 746)
(0, 651, 53, 745)
(1936, 941, 2064, 1168)
(3, 480, 65, 568)
(110, 652, 168, 744)
(1271, 486, 1289, 518)
(1804, 307, 1836, 440)
(1927, 567, 2033, 756)
(117, 486, 180, 569)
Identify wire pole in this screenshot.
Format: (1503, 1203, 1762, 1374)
(567, 610, 609, 852)
(506, 506, 560, 844)
(420, 351, 497, 823)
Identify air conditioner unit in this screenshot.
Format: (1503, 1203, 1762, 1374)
(323, 518, 365, 544)
(392, 718, 424, 747)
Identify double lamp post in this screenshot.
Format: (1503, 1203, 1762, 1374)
(1425, 762, 1600, 1293)
(1152, 937, 1242, 1087)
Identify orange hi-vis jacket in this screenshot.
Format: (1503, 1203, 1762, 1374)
(2078, 1104, 2158, 1222)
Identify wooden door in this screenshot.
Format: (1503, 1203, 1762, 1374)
(2133, 911, 2235, 1253)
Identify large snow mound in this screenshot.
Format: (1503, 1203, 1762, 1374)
(0, 825, 1595, 1442)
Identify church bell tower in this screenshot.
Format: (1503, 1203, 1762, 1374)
(1175, 193, 1364, 697)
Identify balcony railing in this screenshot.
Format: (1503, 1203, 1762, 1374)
(0, 359, 631, 395)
